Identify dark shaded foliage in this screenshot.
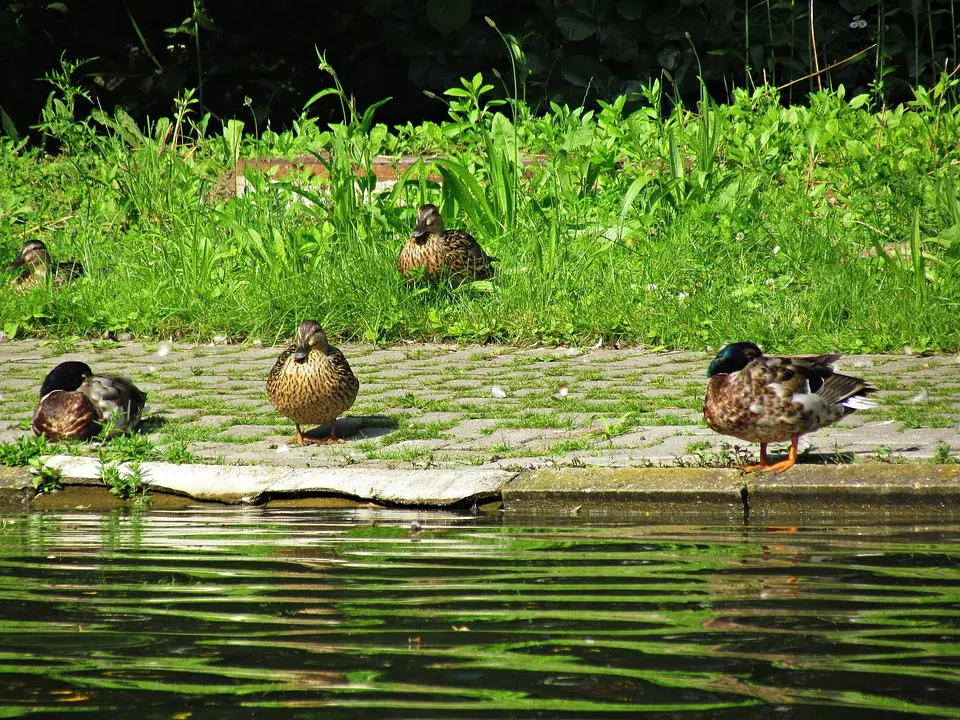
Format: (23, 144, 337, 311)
(1, 0, 958, 137)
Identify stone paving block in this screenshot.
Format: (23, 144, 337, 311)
(151, 408, 200, 420)
(0, 378, 38, 390)
(218, 424, 279, 439)
(444, 418, 498, 438)
(446, 428, 555, 451)
(412, 411, 466, 425)
(608, 426, 682, 448)
(194, 414, 235, 429)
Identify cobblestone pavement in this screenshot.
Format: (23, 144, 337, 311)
(1, 339, 958, 471)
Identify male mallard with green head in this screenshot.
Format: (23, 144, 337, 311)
(704, 342, 876, 473)
(266, 320, 360, 445)
(33, 361, 147, 441)
(397, 204, 496, 286)
(8, 240, 83, 291)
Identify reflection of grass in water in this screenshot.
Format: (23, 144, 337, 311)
(0, 510, 958, 717)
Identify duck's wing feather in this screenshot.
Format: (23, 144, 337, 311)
(441, 230, 495, 277)
(736, 353, 874, 412)
(324, 347, 360, 399)
(81, 375, 147, 432)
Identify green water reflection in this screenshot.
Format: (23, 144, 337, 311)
(0, 508, 958, 718)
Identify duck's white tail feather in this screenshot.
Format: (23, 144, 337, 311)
(842, 395, 877, 410)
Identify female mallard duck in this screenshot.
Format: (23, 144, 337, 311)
(33, 361, 147, 441)
(397, 204, 496, 286)
(704, 342, 876, 473)
(8, 240, 83, 291)
(266, 320, 360, 445)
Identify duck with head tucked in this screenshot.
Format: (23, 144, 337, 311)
(8, 240, 83, 291)
(397, 204, 496, 286)
(33, 361, 147, 441)
(267, 320, 360, 445)
(704, 342, 876, 473)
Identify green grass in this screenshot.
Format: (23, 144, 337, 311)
(495, 412, 574, 430)
(2, 62, 960, 352)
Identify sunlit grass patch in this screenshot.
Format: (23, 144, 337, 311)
(2, 65, 960, 356)
(494, 411, 575, 430)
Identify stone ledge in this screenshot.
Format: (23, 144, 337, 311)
(2, 457, 959, 513)
(502, 464, 960, 514)
(39, 455, 513, 506)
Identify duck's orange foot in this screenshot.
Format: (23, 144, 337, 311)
(741, 443, 769, 473)
(762, 457, 797, 474)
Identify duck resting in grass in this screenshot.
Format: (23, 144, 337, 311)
(33, 361, 147, 441)
(397, 203, 496, 286)
(8, 240, 83, 291)
(703, 342, 876, 473)
(266, 320, 360, 445)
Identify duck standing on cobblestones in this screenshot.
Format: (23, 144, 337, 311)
(397, 204, 496, 286)
(7, 240, 83, 291)
(704, 342, 876, 473)
(267, 320, 360, 445)
(33, 361, 147, 441)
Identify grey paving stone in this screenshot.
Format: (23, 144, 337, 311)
(218, 424, 277, 439)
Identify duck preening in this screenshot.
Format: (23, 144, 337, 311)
(33, 361, 147, 441)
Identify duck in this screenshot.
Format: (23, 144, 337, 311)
(703, 342, 876, 473)
(33, 361, 147, 441)
(266, 320, 360, 445)
(397, 204, 496, 286)
(7, 240, 83, 291)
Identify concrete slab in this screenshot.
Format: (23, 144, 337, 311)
(41, 455, 514, 506)
(502, 464, 960, 515)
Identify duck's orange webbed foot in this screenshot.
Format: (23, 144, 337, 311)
(761, 435, 799, 474)
(741, 444, 769, 473)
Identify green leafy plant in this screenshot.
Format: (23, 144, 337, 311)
(28, 455, 62, 494)
(933, 443, 958, 464)
(100, 460, 148, 501)
(0, 435, 53, 467)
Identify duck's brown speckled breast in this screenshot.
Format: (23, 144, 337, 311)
(267, 345, 359, 425)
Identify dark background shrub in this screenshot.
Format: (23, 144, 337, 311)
(1, 0, 957, 137)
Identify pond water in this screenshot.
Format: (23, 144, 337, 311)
(0, 507, 958, 718)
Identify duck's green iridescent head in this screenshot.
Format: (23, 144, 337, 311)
(707, 342, 763, 378)
(39, 361, 93, 397)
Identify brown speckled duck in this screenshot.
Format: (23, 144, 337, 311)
(704, 342, 876, 473)
(397, 204, 496, 286)
(8, 240, 83, 291)
(33, 361, 147, 441)
(266, 320, 360, 445)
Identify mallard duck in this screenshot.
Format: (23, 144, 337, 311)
(266, 320, 360, 445)
(397, 204, 496, 286)
(704, 342, 876, 473)
(33, 361, 147, 441)
(7, 240, 83, 291)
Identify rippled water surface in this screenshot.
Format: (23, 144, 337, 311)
(1, 507, 959, 718)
